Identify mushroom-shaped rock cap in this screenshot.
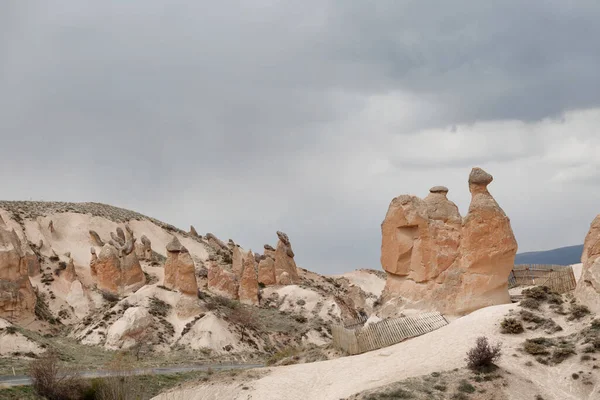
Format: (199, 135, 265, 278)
(429, 186, 449, 194)
(469, 168, 493, 185)
(166, 236, 187, 253)
(276, 231, 290, 245)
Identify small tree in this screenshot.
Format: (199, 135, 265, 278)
(465, 336, 502, 371)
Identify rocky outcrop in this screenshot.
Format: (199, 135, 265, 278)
(106, 307, 152, 349)
(575, 215, 600, 313)
(205, 233, 228, 252)
(238, 250, 259, 305)
(90, 227, 146, 297)
(62, 256, 77, 283)
(381, 168, 517, 315)
(231, 246, 244, 276)
(89, 230, 105, 247)
(135, 235, 152, 261)
(189, 225, 200, 238)
(274, 231, 300, 284)
(207, 262, 239, 299)
(582, 215, 600, 266)
(0, 216, 36, 319)
(258, 256, 276, 286)
(163, 236, 198, 295)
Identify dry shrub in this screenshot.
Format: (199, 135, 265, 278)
(569, 304, 590, 321)
(149, 296, 171, 317)
(523, 337, 553, 355)
(520, 297, 541, 310)
(500, 317, 524, 334)
(30, 351, 88, 400)
(523, 337, 576, 364)
(522, 286, 562, 304)
(95, 354, 147, 400)
(465, 336, 501, 371)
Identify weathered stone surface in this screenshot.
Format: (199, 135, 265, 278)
(264, 244, 276, 259)
(582, 215, 600, 265)
(62, 256, 77, 283)
(22, 253, 40, 277)
(381, 167, 517, 315)
(189, 225, 200, 238)
(90, 228, 146, 297)
(0, 218, 36, 319)
(429, 186, 449, 193)
(258, 256, 276, 286)
(135, 235, 152, 261)
(106, 307, 152, 349)
(274, 231, 300, 285)
(89, 230, 105, 247)
(231, 246, 244, 277)
(207, 262, 239, 299)
(238, 250, 259, 305)
(164, 236, 198, 295)
(576, 215, 600, 313)
(205, 233, 228, 252)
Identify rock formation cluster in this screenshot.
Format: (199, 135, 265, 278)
(576, 215, 600, 313)
(206, 231, 300, 303)
(89, 226, 146, 296)
(0, 216, 37, 319)
(380, 167, 517, 315)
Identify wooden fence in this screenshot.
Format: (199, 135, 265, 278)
(343, 315, 368, 329)
(508, 264, 576, 293)
(538, 267, 577, 293)
(332, 312, 448, 355)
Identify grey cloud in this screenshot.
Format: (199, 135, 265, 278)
(1, 1, 600, 273)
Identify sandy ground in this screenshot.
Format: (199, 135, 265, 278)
(155, 300, 600, 400)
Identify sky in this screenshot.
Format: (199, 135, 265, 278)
(2, 1, 600, 274)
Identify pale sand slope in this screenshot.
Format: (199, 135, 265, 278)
(572, 263, 583, 282)
(0, 319, 44, 357)
(336, 270, 385, 298)
(156, 302, 599, 400)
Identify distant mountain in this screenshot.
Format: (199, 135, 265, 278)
(515, 244, 584, 266)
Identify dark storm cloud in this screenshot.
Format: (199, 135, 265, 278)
(1, 1, 600, 273)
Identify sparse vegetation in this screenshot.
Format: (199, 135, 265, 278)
(149, 296, 171, 318)
(30, 351, 88, 400)
(500, 317, 524, 334)
(465, 337, 501, 371)
(34, 289, 59, 324)
(457, 379, 475, 393)
(101, 291, 120, 303)
(522, 286, 563, 304)
(520, 298, 541, 310)
(523, 337, 576, 364)
(569, 304, 590, 321)
(5, 325, 18, 335)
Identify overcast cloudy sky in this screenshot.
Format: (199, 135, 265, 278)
(2, 1, 600, 274)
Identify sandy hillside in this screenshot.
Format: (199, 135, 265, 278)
(155, 261, 597, 400)
(155, 299, 600, 400)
